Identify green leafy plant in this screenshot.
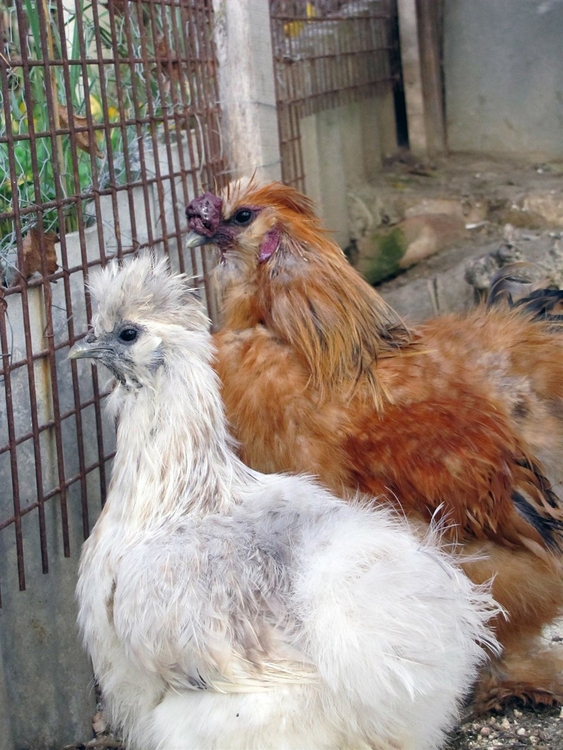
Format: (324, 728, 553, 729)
(0, 0, 191, 281)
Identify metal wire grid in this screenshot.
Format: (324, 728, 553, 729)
(0, 0, 227, 605)
(270, 0, 396, 191)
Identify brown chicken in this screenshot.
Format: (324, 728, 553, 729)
(185, 180, 563, 712)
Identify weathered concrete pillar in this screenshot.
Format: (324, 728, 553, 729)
(301, 108, 350, 248)
(397, 0, 427, 155)
(212, 0, 282, 182)
(339, 102, 365, 186)
(398, 0, 445, 156)
(374, 88, 399, 160)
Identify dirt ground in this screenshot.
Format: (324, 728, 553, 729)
(451, 620, 563, 748)
(450, 704, 563, 749)
(454, 621, 563, 747)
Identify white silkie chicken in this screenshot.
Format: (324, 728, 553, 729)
(70, 254, 500, 750)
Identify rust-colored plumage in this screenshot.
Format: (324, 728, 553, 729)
(186, 181, 563, 712)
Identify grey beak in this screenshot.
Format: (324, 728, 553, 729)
(68, 338, 103, 361)
(185, 230, 213, 249)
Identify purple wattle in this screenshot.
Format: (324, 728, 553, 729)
(185, 192, 223, 238)
(258, 228, 280, 263)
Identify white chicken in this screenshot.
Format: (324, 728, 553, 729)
(70, 254, 499, 750)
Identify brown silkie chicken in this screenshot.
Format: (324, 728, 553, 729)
(185, 180, 563, 713)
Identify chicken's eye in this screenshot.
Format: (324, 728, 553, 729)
(119, 328, 138, 343)
(232, 209, 253, 226)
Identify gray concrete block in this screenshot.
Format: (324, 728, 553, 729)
(0, 492, 96, 749)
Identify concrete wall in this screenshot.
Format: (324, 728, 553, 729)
(0, 487, 98, 750)
(444, 0, 563, 159)
(301, 92, 397, 248)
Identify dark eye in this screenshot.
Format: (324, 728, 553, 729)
(119, 328, 138, 343)
(233, 209, 253, 226)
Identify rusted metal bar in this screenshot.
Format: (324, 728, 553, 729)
(0, 449, 117, 532)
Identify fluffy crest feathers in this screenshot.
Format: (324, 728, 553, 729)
(88, 253, 208, 333)
(223, 180, 318, 225)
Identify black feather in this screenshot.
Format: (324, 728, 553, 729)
(515, 457, 562, 509)
(513, 289, 563, 323)
(512, 491, 563, 552)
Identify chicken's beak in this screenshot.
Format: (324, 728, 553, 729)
(68, 336, 105, 361)
(185, 230, 213, 249)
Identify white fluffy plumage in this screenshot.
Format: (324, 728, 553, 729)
(71, 254, 500, 750)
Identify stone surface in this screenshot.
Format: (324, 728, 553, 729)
(404, 197, 488, 224)
(400, 214, 468, 267)
(522, 192, 563, 228)
(356, 213, 468, 284)
(347, 154, 563, 321)
(302, 95, 397, 250)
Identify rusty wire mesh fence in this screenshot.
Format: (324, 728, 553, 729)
(0, 0, 400, 607)
(270, 0, 397, 191)
(0, 0, 227, 605)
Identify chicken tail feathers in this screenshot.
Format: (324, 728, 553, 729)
(512, 491, 563, 553)
(512, 458, 563, 554)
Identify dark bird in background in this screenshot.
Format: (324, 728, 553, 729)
(186, 180, 563, 713)
(487, 261, 563, 325)
(70, 254, 498, 750)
